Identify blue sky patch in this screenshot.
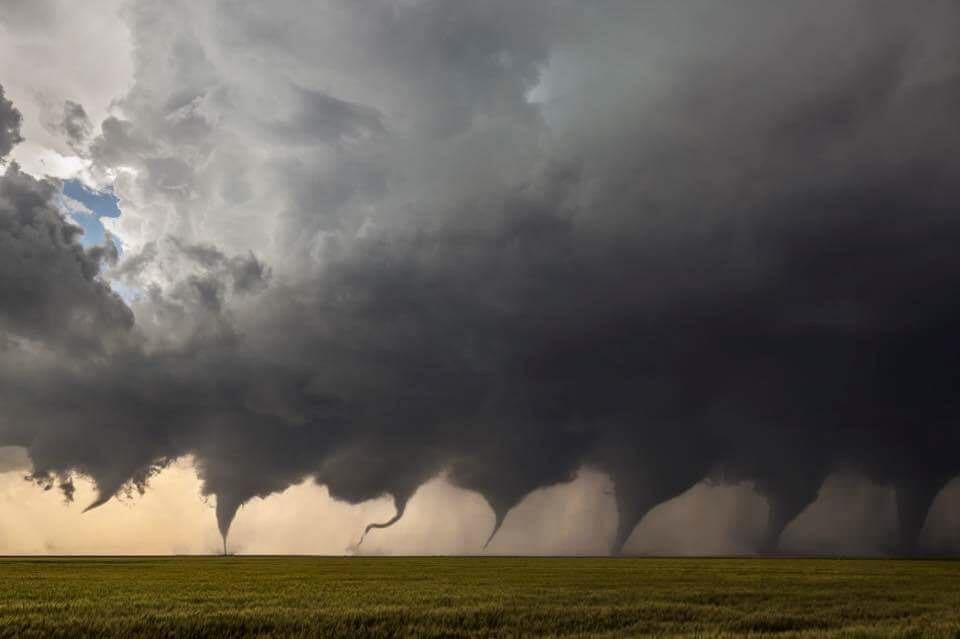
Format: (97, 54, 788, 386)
(61, 179, 122, 248)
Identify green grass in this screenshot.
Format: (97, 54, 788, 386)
(0, 557, 957, 637)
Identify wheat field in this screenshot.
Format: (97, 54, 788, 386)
(0, 557, 957, 637)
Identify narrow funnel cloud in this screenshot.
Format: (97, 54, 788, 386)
(482, 509, 508, 551)
(357, 497, 407, 547)
(82, 495, 112, 514)
(216, 494, 243, 555)
(608, 476, 705, 557)
(894, 476, 953, 555)
(757, 482, 825, 555)
(741, 456, 831, 554)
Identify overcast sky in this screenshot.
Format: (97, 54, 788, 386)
(1, 0, 959, 555)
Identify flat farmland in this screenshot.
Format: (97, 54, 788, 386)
(0, 557, 957, 637)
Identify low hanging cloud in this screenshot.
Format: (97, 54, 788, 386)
(1, 0, 960, 556)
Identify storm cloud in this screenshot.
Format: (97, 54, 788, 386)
(0, 84, 23, 159)
(1, 0, 959, 555)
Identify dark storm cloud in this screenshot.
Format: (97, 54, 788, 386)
(3, 1, 960, 555)
(0, 161, 133, 354)
(0, 83, 23, 159)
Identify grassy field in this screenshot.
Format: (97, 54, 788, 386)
(0, 557, 957, 638)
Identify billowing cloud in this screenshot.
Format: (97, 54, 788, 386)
(61, 100, 92, 149)
(1, 0, 960, 556)
(0, 84, 23, 159)
(0, 163, 132, 353)
(0, 0, 131, 178)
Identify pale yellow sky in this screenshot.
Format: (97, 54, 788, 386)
(2, 453, 956, 555)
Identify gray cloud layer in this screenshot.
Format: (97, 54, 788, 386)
(1, 0, 959, 554)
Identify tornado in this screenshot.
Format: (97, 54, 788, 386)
(81, 496, 112, 514)
(605, 457, 712, 556)
(755, 477, 825, 555)
(216, 493, 243, 556)
(357, 496, 408, 547)
(482, 508, 507, 551)
(893, 475, 953, 556)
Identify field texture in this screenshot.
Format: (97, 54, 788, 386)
(0, 557, 957, 638)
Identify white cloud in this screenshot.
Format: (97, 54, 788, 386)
(0, 0, 132, 177)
